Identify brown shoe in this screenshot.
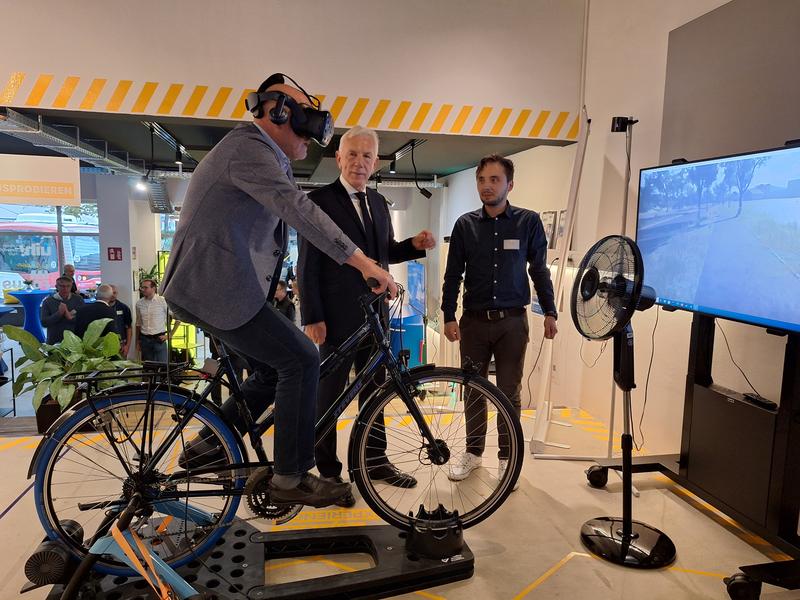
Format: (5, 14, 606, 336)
(269, 473, 352, 508)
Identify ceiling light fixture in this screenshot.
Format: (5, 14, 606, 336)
(389, 158, 396, 174)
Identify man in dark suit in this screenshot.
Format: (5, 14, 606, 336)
(299, 126, 435, 506)
(74, 284, 116, 339)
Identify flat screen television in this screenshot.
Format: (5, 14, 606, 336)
(636, 144, 800, 333)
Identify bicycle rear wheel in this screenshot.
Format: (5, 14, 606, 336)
(33, 386, 245, 576)
(350, 366, 523, 529)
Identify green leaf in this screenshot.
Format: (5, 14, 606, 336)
(12, 373, 31, 396)
(3, 326, 44, 358)
(15, 356, 29, 368)
(101, 332, 121, 358)
(60, 330, 83, 355)
(56, 382, 75, 411)
(19, 359, 46, 377)
(32, 380, 50, 412)
(50, 376, 63, 401)
(83, 318, 113, 349)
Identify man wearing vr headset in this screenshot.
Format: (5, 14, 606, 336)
(162, 74, 396, 509)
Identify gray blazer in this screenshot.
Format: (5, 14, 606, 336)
(162, 123, 357, 330)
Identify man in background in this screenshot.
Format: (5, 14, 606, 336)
(135, 279, 170, 362)
(74, 283, 116, 338)
(63, 264, 79, 294)
(109, 284, 133, 357)
(299, 125, 435, 505)
(273, 280, 296, 322)
(41, 276, 84, 344)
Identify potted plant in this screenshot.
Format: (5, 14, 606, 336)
(22, 278, 34, 291)
(5, 318, 139, 433)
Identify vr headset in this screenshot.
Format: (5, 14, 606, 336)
(245, 73, 334, 147)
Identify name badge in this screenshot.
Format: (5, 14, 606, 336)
(503, 239, 520, 250)
(116, 310, 123, 316)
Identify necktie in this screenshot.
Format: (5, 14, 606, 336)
(355, 191, 378, 260)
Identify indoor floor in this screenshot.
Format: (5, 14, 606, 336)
(0, 409, 795, 599)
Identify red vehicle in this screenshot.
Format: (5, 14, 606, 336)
(0, 220, 101, 291)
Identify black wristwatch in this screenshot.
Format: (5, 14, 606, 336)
(544, 311, 558, 320)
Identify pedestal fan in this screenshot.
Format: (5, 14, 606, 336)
(571, 235, 676, 568)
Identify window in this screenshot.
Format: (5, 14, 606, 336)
(0, 203, 100, 290)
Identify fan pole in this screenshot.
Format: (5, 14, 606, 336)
(580, 326, 675, 568)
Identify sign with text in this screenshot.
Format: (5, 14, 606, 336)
(0, 155, 80, 206)
(107, 247, 123, 261)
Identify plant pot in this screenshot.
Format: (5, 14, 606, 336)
(35, 392, 87, 435)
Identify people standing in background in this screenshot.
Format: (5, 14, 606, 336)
(135, 279, 170, 362)
(74, 284, 116, 338)
(41, 276, 85, 344)
(108, 284, 133, 357)
(273, 280, 296, 322)
(63, 264, 78, 294)
(442, 154, 558, 489)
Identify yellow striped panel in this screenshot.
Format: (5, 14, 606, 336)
(230, 88, 254, 119)
(346, 97, 369, 127)
(429, 104, 453, 133)
(157, 83, 184, 115)
(131, 82, 159, 113)
(52, 76, 80, 108)
(182, 85, 208, 116)
(409, 102, 432, 131)
(547, 111, 570, 138)
(105, 80, 132, 111)
(25, 74, 54, 106)
(328, 96, 347, 122)
(388, 100, 412, 129)
(470, 106, 493, 134)
(0, 437, 31, 450)
(79, 78, 107, 110)
(450, 105, 473, 133)
(566, 114, 580, 139)
(490, 108, 512, 135)
(207, 87, 232, 117)
(528, 110, 551, 137)
(1, 71, 25, 104)
(314, 94, 326, 107)
(367, 99, 390, 128)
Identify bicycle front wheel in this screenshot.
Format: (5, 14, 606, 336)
(33, 386, 245, 576)
(350, 366, 523, 529)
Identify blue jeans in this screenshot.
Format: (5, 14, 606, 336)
(140, 335, 168, 362)
(167, 300, 319, 476)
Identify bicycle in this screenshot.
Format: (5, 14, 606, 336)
(28, 286, 524, 576)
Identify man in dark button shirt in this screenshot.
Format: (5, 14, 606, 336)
(441, 154, 558, 487)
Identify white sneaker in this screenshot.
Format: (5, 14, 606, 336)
(448, 452, 482, 481)
(499, 459, 520, 491)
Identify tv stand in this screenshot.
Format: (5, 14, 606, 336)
(585, 313, 800, 598)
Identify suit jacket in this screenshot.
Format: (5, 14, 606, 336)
(298, 179, 424, 345)
(74, 300, 117, 339)
(161, 123, 357, 330)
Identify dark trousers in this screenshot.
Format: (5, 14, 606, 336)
(168, 301, 319, 476)
(315, 338, 387, 478)
(459, 311, 529, 459)
(140, 335, 168, 362)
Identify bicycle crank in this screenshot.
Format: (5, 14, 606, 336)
(244, 467, 303, 525)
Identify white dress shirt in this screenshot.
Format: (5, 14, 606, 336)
(339, 175, 372, 227)
(135, 294, 169, 335)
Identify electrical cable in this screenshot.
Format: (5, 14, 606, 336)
(632, 306, 660, 452)
(579, 337, 608, 368)
(716, 321, 763, 398)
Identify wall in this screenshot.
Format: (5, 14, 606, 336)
(1, 0, 584, 139)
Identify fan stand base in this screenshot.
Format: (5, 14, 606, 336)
(580, 517, 676, 569)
